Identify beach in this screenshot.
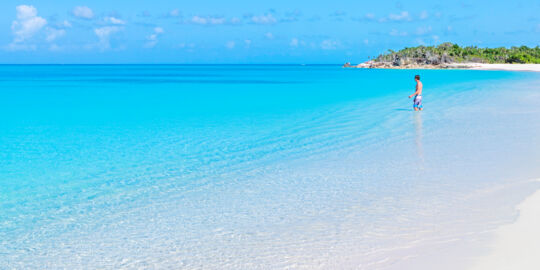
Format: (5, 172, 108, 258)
(469, 180, 540, 270)
(447, 63, 540, 72)
(350, 62, 540, 72)
(1, 65, 540, 269)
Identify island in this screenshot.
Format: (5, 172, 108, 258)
(345, 43, 540, 71)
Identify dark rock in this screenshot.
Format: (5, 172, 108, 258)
(441, 53, 453, 63)
(392, 54, 401, 66)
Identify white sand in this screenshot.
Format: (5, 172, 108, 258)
(469, 180, 540, 270)
(447, 63, 540, 72)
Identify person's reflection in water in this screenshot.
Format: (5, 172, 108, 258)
(414, 112, 425, 168)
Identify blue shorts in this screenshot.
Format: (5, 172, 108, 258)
(413, 95, 422, 108)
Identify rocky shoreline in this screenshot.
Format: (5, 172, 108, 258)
(343, 49, 461, 69)
(343, 61, 458, 69)
(345, 43, 540, 69)
(342, 61, 540, 71)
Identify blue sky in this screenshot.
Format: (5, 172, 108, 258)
(1, 0, 539, 64)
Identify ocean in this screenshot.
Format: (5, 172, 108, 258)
(1, 65, 540, 269)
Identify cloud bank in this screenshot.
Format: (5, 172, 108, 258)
(11, 5, 47, 43)
(94, 26, 122, 50)
(8, 5, 47, 50)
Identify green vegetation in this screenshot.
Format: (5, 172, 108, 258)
(375, 43, 540, 64)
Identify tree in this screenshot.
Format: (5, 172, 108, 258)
(374, 44, 540, 64)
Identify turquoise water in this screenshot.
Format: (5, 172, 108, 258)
(2, 65, 540, 269)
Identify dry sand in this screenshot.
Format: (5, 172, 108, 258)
(469, 179, 540, 270)
(447, 63, 540, 72)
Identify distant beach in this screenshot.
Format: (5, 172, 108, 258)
(345, 62, 540, 72)
(345, 43, 540, 72)
(447, 63, 540, 72)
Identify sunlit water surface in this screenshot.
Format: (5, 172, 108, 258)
(1, 65, 540, 269)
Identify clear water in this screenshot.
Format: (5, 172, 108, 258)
(1, 65, 540, 269)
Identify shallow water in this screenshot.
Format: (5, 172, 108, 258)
(1, 65, 540, 269)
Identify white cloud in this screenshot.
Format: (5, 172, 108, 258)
(94, 26, 122, 50)
(184, 15, 241, 25)
(365, 13, 376, 20)
(364, 39, 369, 45)
(387, 11, 411, 21)
(190, 16, 226, 25)
(251, 14, 277, 24)
(209, 17, 226, 25)
(106, 17, 126, 25)
(281, 10, 301, 23)
(420, 11, 428, 20)
(46, 28, 66, 42)
(10, 5, 47, 45)
(244, 39, 252, 48)
(16, 5, 38, 20)
(95, 26, 120, 39)
(144, 27, 164, 48)
(170, 9, 180, 17)
(390, 29, 408, 36)
(320, 39, 339, 50)
(73, 6, 94, 19)
(352, 13, 377, 22)
(225, 41, 235, 49)
(265, 32, 274, 39)
(290, 38, 299, 47)
(46, 20, 71, 44)
(191, 16, 207, 24)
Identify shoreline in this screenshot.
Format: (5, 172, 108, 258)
(446, 63, 540, 72)
(469, 179, 540, 270)
(346, 63, 540, 72)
